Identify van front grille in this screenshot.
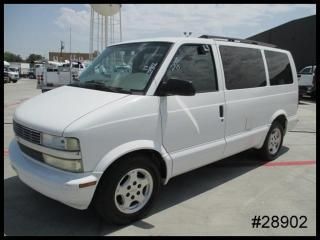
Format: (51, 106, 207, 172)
(13, 121, 41, 145)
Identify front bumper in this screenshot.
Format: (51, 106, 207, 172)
(9, 139, 102, 210)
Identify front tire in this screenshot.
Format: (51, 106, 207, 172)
(94, 154, 160, 225)
(259, 121, 284, 161)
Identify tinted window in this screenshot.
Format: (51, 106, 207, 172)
(265, 51, 293, 85)
(164, 44, 218, 93)
(219, 46, 266, 90)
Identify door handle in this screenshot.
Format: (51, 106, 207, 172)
(219, 105, 224, 121)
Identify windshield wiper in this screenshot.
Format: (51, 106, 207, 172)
(82, 81, 117, 92)
(69, 80, 141, 94)
(68, 82, 81, 87)
(81, 80, 132, 94)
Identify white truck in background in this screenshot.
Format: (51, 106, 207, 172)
(20, 63, 30, 78)
(298, 65, 316, 99)
(7, 62, 30, 78)
(7, 67, 20, 83)
(36, 61, 85, 92)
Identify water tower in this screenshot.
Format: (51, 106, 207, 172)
(89, 4, 122, 60)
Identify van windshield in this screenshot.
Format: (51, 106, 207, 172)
(9, 68, 18, 72)
(77, 42, 172, 94)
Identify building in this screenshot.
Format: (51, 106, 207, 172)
(48, 51, 98, 62)
(248, 15, 316, 71)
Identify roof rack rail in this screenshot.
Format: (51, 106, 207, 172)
(199, 35, 277, 48)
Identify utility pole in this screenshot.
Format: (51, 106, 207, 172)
(119, 5, 122, 42)
(60, 41, 64, 62)
(69, 26, 72, 84)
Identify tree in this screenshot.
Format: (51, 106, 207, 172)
(93, 50, 100, 57)
(4, 51, 23, 62)
(25, 53, 44, 63)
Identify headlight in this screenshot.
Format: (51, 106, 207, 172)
(42, 134, 80, 151)
(43, 154, 83, 172)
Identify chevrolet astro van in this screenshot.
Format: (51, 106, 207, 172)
(9, 36, 298, 225)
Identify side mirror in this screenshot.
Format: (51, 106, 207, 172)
(297, 74, 301, 78)
(157, 78, 196, 96)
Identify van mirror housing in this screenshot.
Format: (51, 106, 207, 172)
(157, 78, 196, 96)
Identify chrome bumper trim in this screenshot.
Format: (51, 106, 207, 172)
(16, 136, 81, 160)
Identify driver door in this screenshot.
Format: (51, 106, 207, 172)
(159, 44, 226, 177)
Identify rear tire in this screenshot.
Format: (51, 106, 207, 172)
(258, 121, 284, 161)
(94, 154, 160, 225)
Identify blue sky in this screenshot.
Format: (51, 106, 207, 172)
(4, 4, 316, 59)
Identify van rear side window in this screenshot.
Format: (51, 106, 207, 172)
(219, 46, 266, 90)
(264, 51, 293, 85)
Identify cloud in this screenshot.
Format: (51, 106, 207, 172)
(121, 4, 316, 39)
(55, 7, 90, 36)
(54, 4, 316, 51)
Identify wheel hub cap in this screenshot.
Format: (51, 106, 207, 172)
(114, 168, 153, 214)
(268, 128, 281, 155)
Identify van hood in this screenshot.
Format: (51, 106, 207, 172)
(13, 86, 129, 136)
(8, 71, 19, 75)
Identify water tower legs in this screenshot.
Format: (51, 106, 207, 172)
(105, 17, 108, 48)
(89, 4, 122, 58)
(120, 7, 122, 41)
(89, 6, 94, 60)
(100, 15, 104, 52)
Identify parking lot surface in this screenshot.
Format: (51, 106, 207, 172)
(4, 79, 316, 236)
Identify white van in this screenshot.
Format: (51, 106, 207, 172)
(9, 36, 298, 225)
(7, 67, 20, 83)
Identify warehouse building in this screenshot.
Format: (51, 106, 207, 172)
(248, 15, 316, 71)
(48, 51, 98, 62)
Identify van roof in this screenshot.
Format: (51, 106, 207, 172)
(109, 36, 284, 52)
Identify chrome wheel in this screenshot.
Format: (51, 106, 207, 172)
(114, 168, 153, 214)
(268, 127, 282, 155)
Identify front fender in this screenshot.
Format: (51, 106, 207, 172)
(94, 140, 173, 184)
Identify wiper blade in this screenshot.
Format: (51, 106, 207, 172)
(84, 82, 116, 92)
(82, 81, 129, 94)
(84, 80, 105, 84)
(73, 80, 135, 94)
(68, 82, 81, 87)
(110, 87, 132, 94)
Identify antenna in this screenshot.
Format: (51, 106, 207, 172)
(184, 32, 192, 37)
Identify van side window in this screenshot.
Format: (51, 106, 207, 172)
(219, 46, 266, 90)
(164, 44, 218, 93)
(265, 51, 293, 85)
